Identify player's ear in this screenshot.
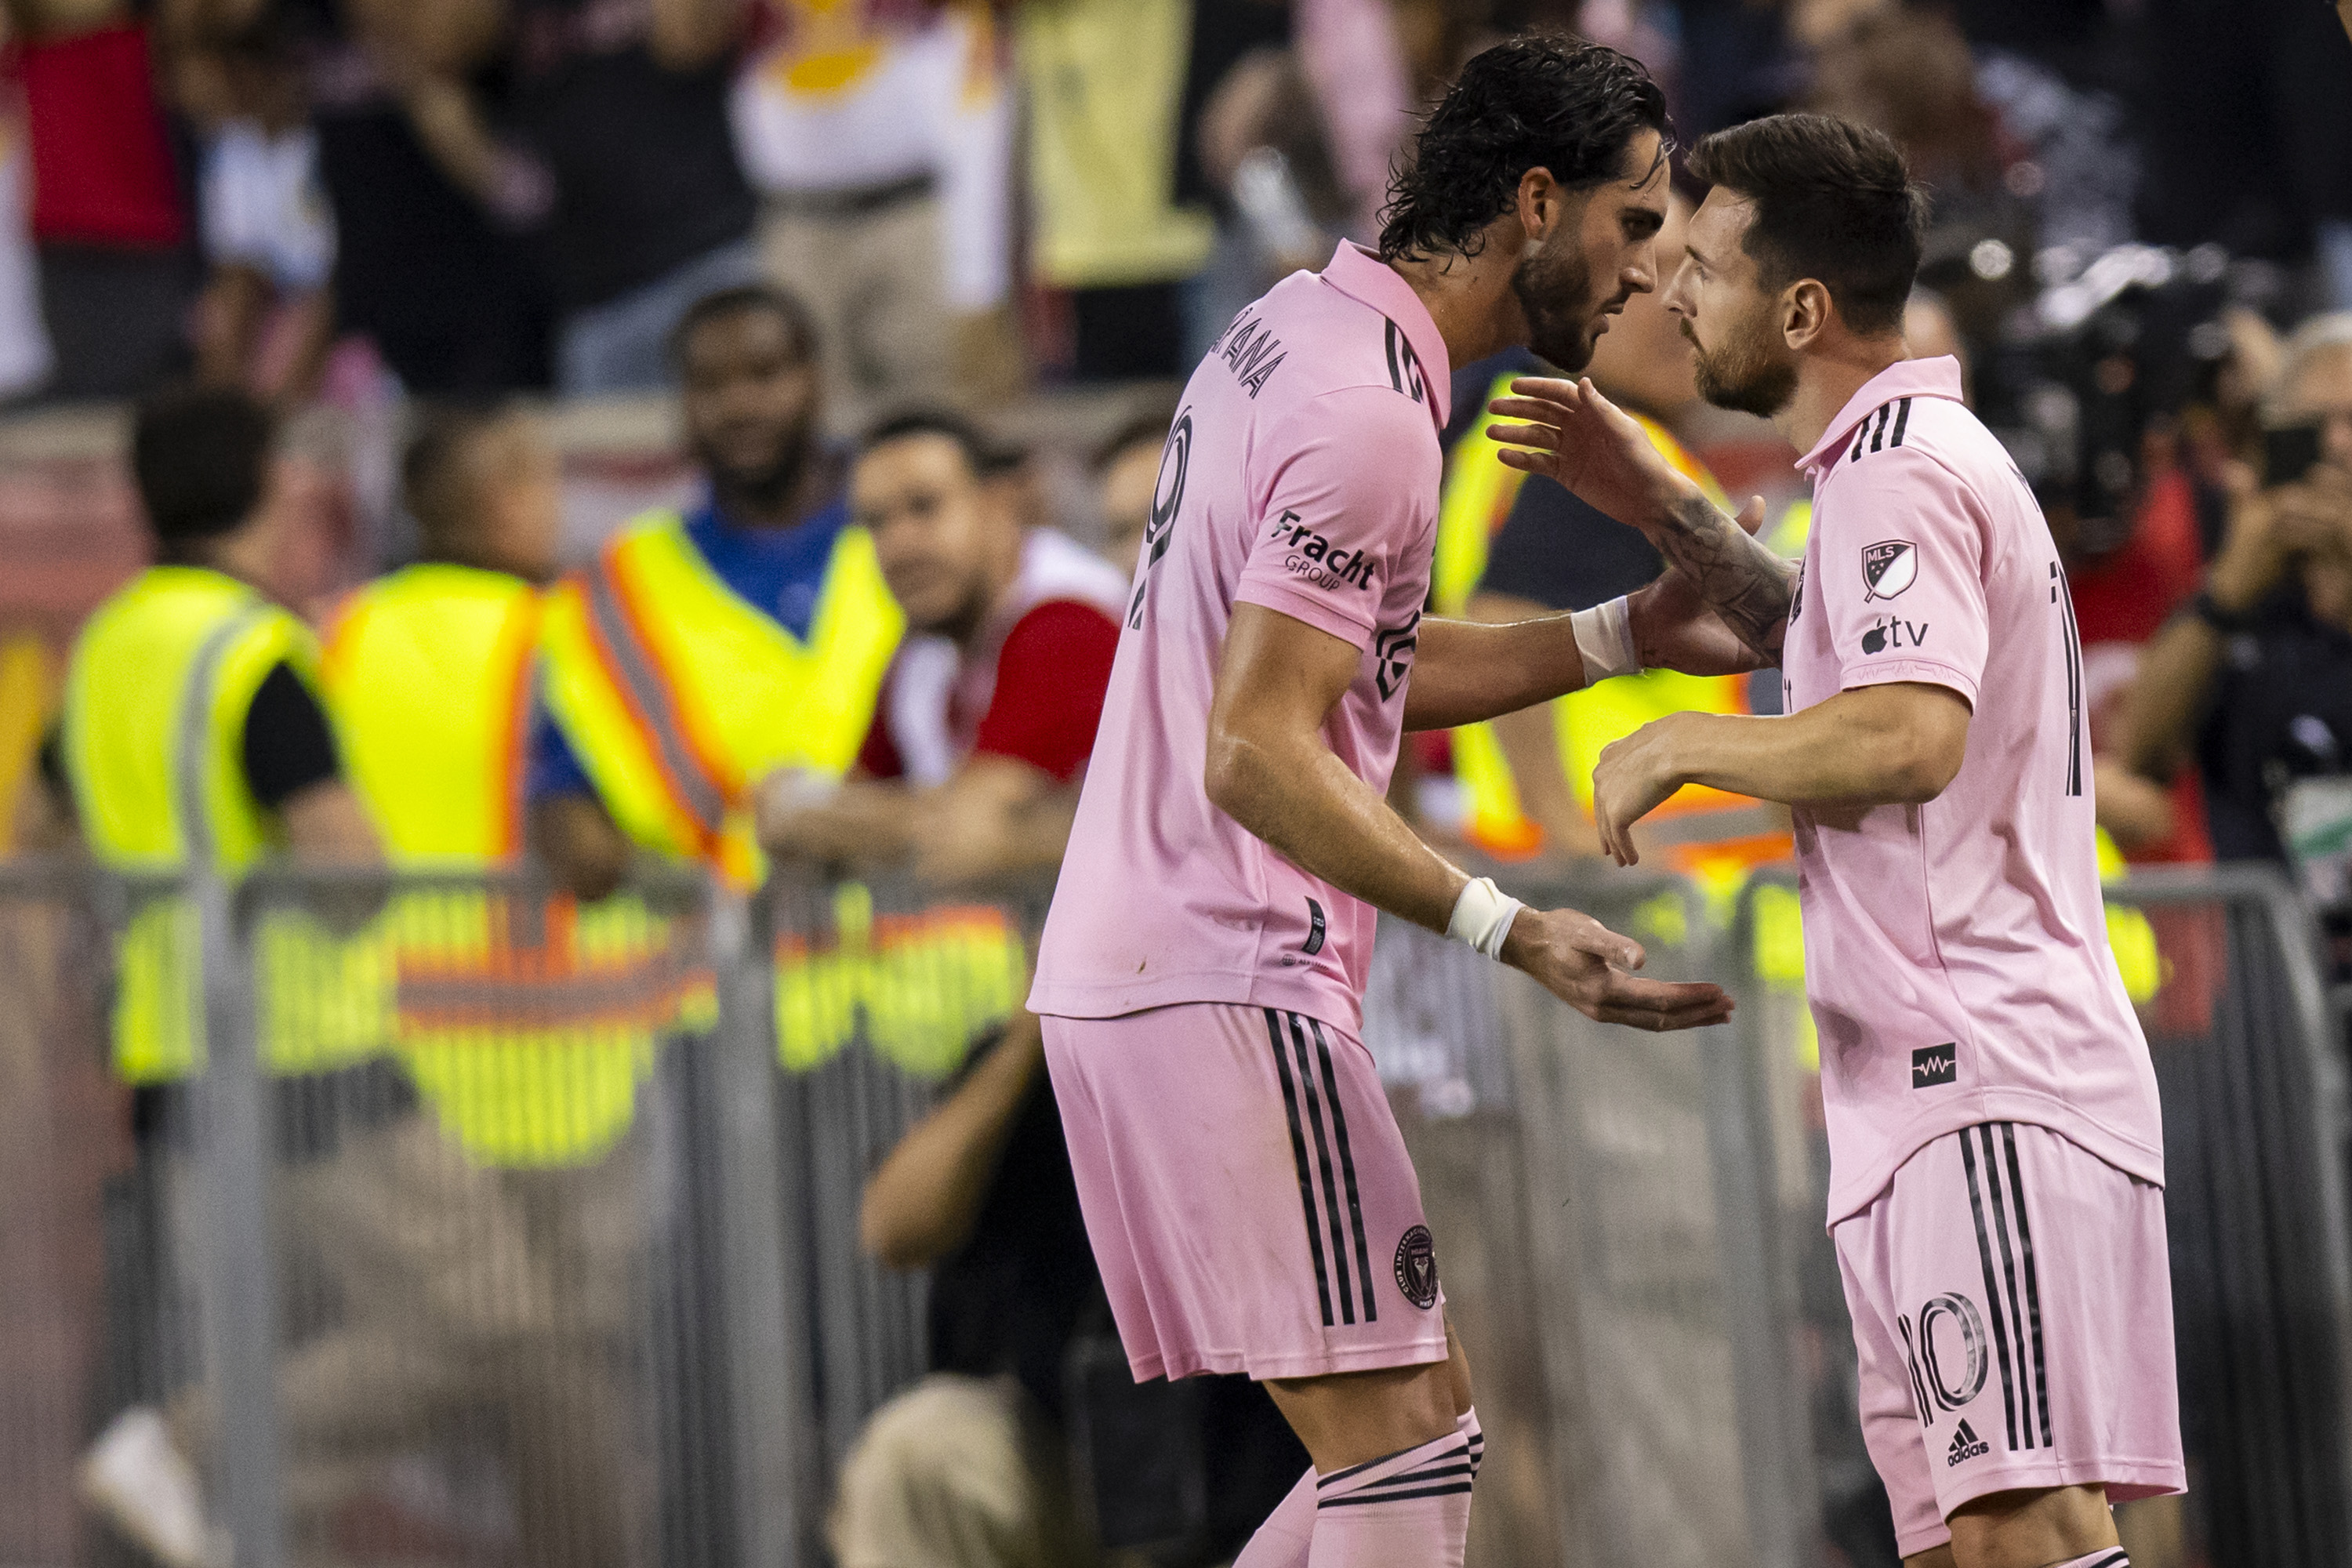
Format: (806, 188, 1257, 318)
(1515, 167, 1561, 244)
(1781, 278, 1833, 352)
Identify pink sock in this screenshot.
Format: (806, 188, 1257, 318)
(2048, 1554, 2129, 1568)
(1306, 1428, 1474, 1568)
(1235, 1409, 1483, 1568)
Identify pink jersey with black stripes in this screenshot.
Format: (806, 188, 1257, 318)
(1029, 243, 1452, 1033)
(1779, 355, 2164, 1222)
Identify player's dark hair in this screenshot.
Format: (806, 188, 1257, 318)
(669, 284, 820, 369)
(1378, 35, 1671, 264)
(1685, 113, 1926, 338)
(131, 386, 275, 544)
(859, 407, 1019, 478)
(402, 401, 513, 553)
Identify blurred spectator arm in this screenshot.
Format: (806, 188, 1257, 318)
(644, 0, 742, 72)
(2092, 756, 2178, 854)
(759, 757, 1070, 887)
(281, 780, 383, 865)
(858, 1009, 1046, 1269)
(757, 771, 920, 869)
(2114, 477, 2301, 786)
(530, 792, 633, 902)
(346, 0, 504, 76)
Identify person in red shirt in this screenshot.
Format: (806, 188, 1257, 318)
(757, 409, 1129, 883)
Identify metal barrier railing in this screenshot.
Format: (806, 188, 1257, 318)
(2, 857, 2344, 1568)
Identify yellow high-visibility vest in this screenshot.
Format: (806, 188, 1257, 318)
(319, 564, 702, 1167)
(62, 566, 387, 1083)
(537, 510, 905, 889)
(1434, 377, 1779, 887)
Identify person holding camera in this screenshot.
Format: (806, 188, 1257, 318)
(2112, 313, 2352, 873)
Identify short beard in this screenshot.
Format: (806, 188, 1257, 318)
(704, 424, 815, 521)
(1687, 314, 1798, 419)
(1511, 238, 1599, 373)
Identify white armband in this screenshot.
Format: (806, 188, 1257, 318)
(1569, 594, 1639, 682)
(1446, 876, 1523, 960)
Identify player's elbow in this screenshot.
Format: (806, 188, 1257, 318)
(1887, 745, 1964, 804)
(1202, 725, 1278, 830)
(1882, 710, 1969, 803)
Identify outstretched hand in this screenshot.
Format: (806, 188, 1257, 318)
(1487, 376, 1696, 533)
(1500, 903, 1733, 1031)
(1628, 495, 1774, 676)
(1589, 714, 1697, 866)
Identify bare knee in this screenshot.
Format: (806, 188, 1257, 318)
(1264, 1322, 1472, 1472)
(1942, 1484, 2116, 1568)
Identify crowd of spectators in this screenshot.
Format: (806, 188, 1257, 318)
(9, 0, 2352, 1563)
(0, 0, 2342, 411)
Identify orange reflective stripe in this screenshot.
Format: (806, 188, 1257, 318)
(607, 540, 747, 804)
(395, 896, 710, 1033)
(579, 557, 727, 851)
(488, 593, 541, 858)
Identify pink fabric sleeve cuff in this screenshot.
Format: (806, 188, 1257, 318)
(1838, 657, 1981, 709)
(1232, 581, 1378, 651)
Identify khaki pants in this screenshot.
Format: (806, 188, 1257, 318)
(757, 193, 951, 430)
(830, 1374, 1093, 1568)
(169, 1116, 648, 1568)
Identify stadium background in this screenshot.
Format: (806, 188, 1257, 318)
(4, 2, 2352, 1567)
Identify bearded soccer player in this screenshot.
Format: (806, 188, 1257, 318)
(1027, 38, 1766, 1568)
(1491, 114, 2182, 1568)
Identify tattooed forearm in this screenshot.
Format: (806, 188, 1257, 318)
(1655, 492, 1795, 660)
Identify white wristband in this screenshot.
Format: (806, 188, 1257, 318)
(1569, 594, 1639, 682)
(1446, 876, 1523, 960)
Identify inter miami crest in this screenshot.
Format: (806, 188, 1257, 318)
(1862, 539, 1918, 601)
(1394, 1225, 1439, 1309)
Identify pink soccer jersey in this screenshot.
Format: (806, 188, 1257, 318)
(1780, 355, 2164, 1222)
(1029, 243, 1451, 1032)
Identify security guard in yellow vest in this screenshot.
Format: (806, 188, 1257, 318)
(533, 284, 903, 895)
(50, 391, 387, 1084)
(321, 405, 691, 1169)
(307, 405, 643, 1568)
(56, 387, 401, 1568)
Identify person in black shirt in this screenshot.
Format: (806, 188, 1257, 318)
(504, 0, 762, 394)
(2114, 315, 2352, 869)
(839, 1013, 1305, 1568)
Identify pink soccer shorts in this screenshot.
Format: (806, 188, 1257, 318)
(1042, 1002, 1450, 1382)
(1835, 1120, 2186, 1556)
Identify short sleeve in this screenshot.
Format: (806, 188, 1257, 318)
(240, 661, 342, 809)
(1233, 386, 1438, 650)
(971, 601, 1122, 782)
(1817, 446, 1991, 706)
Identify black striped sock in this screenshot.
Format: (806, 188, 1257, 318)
(1455, 1406, 1483, 1480)
(2049, 1552, 2129, 1568)
(1316, 1429, 1475, 1510)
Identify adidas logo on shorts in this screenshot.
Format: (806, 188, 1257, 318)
(1947, 1419, 1990, 1468)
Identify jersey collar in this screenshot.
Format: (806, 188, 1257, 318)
(1797, 354, 1965, 477)
(1319, 242, 1453, 430)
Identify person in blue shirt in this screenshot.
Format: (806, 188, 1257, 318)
(531, 285, 854, 896)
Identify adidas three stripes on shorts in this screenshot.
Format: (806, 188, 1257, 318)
(1835, 1120, 2186, 1556)
(1042, 1002, 1450, 1382)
